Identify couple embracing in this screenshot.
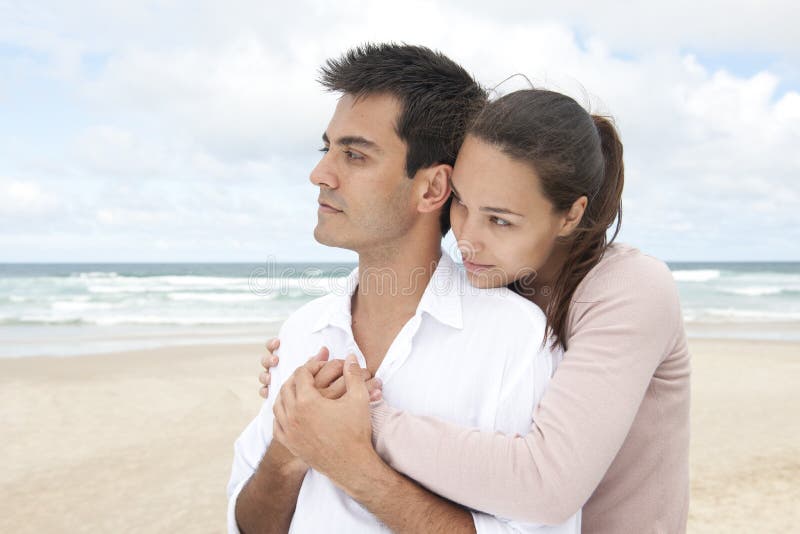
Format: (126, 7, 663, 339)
(228, 43, 690, 534)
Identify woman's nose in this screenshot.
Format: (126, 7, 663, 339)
(456, 220, 483, 261)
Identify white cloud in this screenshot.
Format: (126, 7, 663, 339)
(0, 1, 798, 261)
(0, 177, 60, 217)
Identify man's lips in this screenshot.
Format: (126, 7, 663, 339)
(318, 201, 343, 213)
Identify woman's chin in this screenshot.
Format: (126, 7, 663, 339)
(464, 269, 508, 289)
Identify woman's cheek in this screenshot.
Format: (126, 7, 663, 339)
(498, 237, 533, 277)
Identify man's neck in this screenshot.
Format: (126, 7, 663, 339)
(352, 238, 442, 323)
(345, 219, 443, 373)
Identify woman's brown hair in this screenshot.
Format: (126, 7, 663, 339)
(469, 89, 624, 350)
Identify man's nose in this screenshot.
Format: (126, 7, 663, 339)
(310, 153, 339, 189)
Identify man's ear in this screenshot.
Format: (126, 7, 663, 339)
(557, 195, 588, 237)
(415, 163, 452, 214)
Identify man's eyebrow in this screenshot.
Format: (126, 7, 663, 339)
(321, 132, 381, 152)
(448, 178, 524, 217)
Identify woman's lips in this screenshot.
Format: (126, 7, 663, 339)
(463, 260, 493, 273)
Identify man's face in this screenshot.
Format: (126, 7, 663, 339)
(310, 93, 417, 252)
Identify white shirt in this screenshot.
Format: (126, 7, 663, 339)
(227, 251, 581, 533)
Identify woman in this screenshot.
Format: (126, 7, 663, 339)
(259, 88, 690, 532)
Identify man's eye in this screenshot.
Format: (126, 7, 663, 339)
(344, 150, 364, 161)
(491, 216, 511, 227)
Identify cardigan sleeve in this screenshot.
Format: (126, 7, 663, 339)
(369, 252, 683, 524)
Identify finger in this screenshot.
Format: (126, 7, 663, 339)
(259, 385, 269, 399)
(301, 348, 331, 377)
(320, 361, 370, 399)
(263, 338, 280, 370)
(259, 371, 271, 387)
(261, 352, 279, 370)
(321, 375, 346, 400)
(306, 346, 330, 363)
(365, 377, 382, 395)
(295, 366, 323, 402)
(314, 359, 345, 389)
(369, 389, 383, 402)
(302, 359, 329, 378)
(343, 354, 368, 401)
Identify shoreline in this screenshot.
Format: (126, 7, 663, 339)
(1, 338, 798, 532)
(2, 327, 798, 359)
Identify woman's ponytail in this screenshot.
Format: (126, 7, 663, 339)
(591, 115, 625, 244)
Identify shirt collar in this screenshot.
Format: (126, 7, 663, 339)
(416, 251, 463, 330)
(310, 249, 463, 333)
(310, 267, 359, 334)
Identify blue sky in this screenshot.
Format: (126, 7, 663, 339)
(1, 1, 798, 262)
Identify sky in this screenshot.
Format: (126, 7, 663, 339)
(1, 0, 798, 262)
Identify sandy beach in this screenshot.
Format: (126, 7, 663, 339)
(1, 337, 798, 533)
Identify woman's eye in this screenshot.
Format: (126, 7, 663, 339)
(491, 216, 511, 227)
(318, 146, 329, 154)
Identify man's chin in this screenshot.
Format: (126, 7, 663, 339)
(313, 226, 352, 250)
(313, 227, 333, 246)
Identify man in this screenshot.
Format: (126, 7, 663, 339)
(227, 43, 580, 533)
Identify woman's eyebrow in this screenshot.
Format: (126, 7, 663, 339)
(449, 178, 524, 217)
(481, 206, 524, 216)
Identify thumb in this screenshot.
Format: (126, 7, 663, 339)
(308, 346, 330, 362)
(343, 354, 368, 399)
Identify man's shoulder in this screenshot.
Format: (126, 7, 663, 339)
(279, 293, 340, 335)
(273, 293, 342, 369)
(456, 271, 546, 334)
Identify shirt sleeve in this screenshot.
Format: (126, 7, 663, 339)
(226, 398, 276, 533)
(226, 331, 292, 533)
(369, 255, 683, 524)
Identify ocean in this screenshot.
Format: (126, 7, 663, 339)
(1, 260, 798, 357)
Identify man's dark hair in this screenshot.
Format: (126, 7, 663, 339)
(318, 43, 488, 236)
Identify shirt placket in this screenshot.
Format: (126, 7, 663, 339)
(373, 314, 422, 384)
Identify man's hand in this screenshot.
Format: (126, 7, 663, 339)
(273, 354, 378, 483)
(270, 354, 475, 534)
(269, 346, 334, 473)
(313, 358, 383, 401)
(259, 341, 382, 401)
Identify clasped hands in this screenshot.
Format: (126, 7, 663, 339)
(262, 338, 385, 483)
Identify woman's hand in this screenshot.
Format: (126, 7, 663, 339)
(259, 337, 383, 401)
(259, 338, 281, 399)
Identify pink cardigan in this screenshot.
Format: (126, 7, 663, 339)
(370, 244, 691, 533)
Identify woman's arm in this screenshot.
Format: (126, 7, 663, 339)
(370, 255, 685, 524)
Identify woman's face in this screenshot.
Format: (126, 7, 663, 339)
(450, 135, 566, 290)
